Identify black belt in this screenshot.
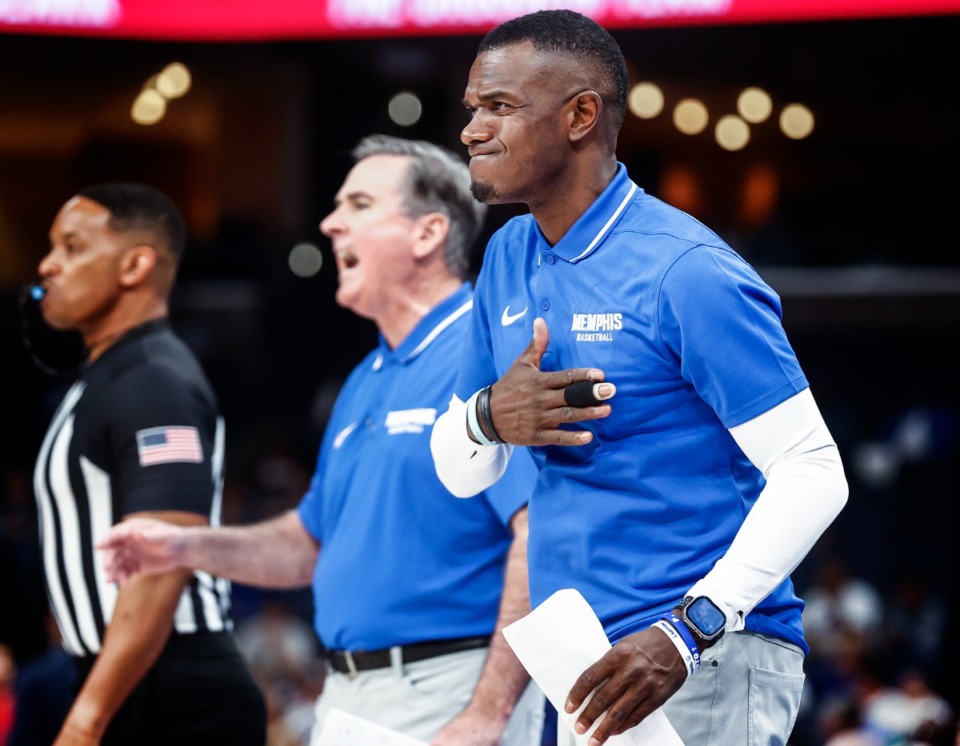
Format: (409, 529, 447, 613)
(326, 635, 489, 676)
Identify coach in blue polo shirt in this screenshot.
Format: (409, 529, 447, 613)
(100, 135, 543, 745)
(432, 10, 848, 746)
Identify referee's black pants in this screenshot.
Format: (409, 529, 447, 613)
(73, 631, 267, 746)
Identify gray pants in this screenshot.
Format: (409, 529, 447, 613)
(557, 631, 804, 746)
(311, 646, 545, 745)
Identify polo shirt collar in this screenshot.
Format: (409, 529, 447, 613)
(372, 282, 473, 370)
(549, 162, 639, 264)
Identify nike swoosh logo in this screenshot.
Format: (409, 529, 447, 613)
(501, 305, 528, 326)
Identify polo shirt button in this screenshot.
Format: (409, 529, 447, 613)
(540, 300, 550, 311)
(545, 254, 556, 265)
(365, 417, 375, 427)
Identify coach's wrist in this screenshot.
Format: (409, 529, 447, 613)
(653, 618, 698, 677)
(465, 386, 505, 445)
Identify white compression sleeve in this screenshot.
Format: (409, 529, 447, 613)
(431, 393, 513, 497)
(687, 388, 848, 631)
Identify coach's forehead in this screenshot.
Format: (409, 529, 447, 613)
(468, 42, 596, 100)
(337, 154, 410, 203)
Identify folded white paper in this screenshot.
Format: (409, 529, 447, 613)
(314, 708, 428, 746)
(503, 588, 685, 746)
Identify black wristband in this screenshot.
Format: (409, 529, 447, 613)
(477, 385, 506, 444)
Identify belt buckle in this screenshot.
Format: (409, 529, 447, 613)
(343, 650, 359, 679)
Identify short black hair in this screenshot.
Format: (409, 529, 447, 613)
(478, 10, 628, 128)
(77, 182, 186, 261)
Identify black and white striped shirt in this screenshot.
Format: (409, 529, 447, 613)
(33, 319, 233, 658)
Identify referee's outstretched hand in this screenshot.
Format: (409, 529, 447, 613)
(488, 317, 615, 447)
(98, 518, 187, 585)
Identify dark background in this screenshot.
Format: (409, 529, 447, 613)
(1, 12, 959, 742)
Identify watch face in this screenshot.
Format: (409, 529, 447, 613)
(687, 597, 726, 637)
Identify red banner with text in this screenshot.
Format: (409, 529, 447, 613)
(2, 0, 959, 40)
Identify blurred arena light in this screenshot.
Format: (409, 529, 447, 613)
(737, 87, 772, 123)
(780, 103, 815, 139)
(628, 82, 664, 119)
(388, 91, 422, 127)
(853, 442, 900, 490)
(131, 62, 191, 125)
(289, 242, 324, 278)
(131, 89, 166, 125)
(156, 62, 192, 99)
(715, 114, 750, 151)
(673, 98, 709, 135)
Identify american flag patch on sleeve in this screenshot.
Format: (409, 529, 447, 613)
(136, 426, 204, 466)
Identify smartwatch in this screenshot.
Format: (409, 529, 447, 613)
(677, 595, 726, 645)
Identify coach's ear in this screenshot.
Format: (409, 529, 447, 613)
(568, 90, 602, 143)
(412, 212, 450, 261)
(119, 245, 158, 288)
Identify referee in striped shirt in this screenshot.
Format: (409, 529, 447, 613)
(31, 183, 265, 745)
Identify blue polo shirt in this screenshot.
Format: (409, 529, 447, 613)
(455, 165, 811, 652)
(298, 283, 535, 651)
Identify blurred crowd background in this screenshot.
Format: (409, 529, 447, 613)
(1, 5, 959, 745)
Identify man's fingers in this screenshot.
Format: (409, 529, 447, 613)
(584, 699, 644, 745)
(565, 658, 610, 714)
(537, 368, 606, 391)
(571, 680, 645, 744)
(563, 381, 617, 407)
(96, 534, 122, 550)
(517, 317, 551, 370)
(555, 401, 613, 425)
(494, 318, 613, 445)
(537, 429, 594, 447)
(532, 317, 549, 354)
(95, 525, 127, 550)
(97, 518, 149, 548)
(102, 554, 130, 585)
